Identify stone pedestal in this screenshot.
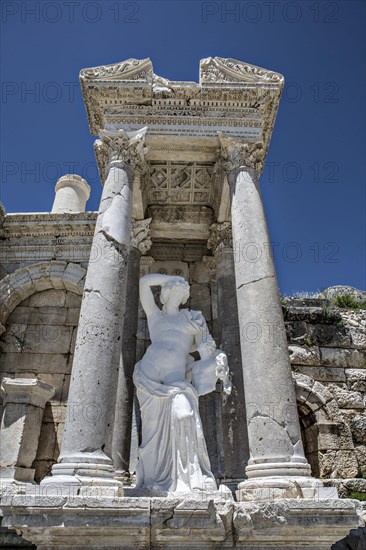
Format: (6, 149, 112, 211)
(1, 493, 363, 549)
(208, 224, 249, 489)
(219, 134, 317, 500)
(51, 174, 90, 213)
(42, 129, 147, 495)
(112, 219, 151, 481)
(0, 378, 55, 485)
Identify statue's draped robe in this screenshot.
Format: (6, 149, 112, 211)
(133, 309, 217, 493)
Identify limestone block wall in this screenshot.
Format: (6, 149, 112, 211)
(0, 288, 81, 481)
(283, 298, 366, 488)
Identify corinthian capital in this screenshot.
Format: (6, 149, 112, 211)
(131, 218, 152, 255)
(207, 222, 232, 254)
(218, 132, 265, 176)
(94, 127, 148, 181)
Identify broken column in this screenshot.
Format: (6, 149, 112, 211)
(218, 134, 317, 500)
(0, 378, 55, 485)
(51, 174, 91, 213)
(42, 128, 147, 495)
(112, 218, 151, 482)
(208, 222, 249, 489)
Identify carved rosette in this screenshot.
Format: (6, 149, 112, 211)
(131, 218, 152, 255)
(218, 132, 265, 176)
(207, 222, 232, 254)
(94, 127, 148, 182)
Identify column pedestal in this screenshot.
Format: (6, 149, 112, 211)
(0, 378, 55, 486)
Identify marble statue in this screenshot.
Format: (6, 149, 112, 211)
(133, 274, 231, 494)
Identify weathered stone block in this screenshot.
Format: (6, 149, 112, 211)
(0, 352, 70, 374)
(28, 289, 66, 308)
(310, 323, 351, 347)
(65, 291, 82, 307)
(329, 386, 365, 409)
(288, 344, 321, 365)
(345, 369, 366, 392)
(292, 365, 346, 382)
(65, 308, 80, 326)
(320, 348, 366, 369)
(350, 415, 366, 444)
(24, 325, 73, 354)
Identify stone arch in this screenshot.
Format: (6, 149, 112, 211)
(0, 261, 86, 336)
(0, 261, 86, 481)
(294, 373, 342, 478)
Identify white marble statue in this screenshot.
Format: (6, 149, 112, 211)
(133, 274, 231, 494)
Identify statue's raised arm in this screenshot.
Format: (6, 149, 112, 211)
(139, 273, 185, 317)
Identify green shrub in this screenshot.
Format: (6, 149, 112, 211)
(350, 491, 366, 501)
(333, 294, 365, 309)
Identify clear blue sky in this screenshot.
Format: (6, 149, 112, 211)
(1, 0, 365, 294)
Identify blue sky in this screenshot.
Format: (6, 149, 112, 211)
(1, 0, 365, 294)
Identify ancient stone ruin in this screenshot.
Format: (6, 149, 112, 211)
(0, 57, 365, 549)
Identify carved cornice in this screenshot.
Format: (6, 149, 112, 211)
(94, 128, 148, 181)
(131, 218, 152, 255)
(207, 222, 232, 254)
(80, 58, 284, 172)
(218, 133, 265, 176)
(200, 57, 284, 84)
(80, 58, 153, 82)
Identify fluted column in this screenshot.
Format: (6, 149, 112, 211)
(43, 128, 147, 495)
(208, 222, 249, 490)
(112, 218, 152, 482)
(218, 133, 317, 501)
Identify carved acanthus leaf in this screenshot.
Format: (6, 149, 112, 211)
(200, 57, 284, 85)
(131, 218, 152, 255)
(207, 222, 232, 253)
(94, 128, 148, 181)
(218, 133, 265, 175)
(80, 58, 153, 82)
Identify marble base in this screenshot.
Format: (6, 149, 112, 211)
(237, 476, 338, 501)
(41, 462, 123, 497)
(0, 493, 363, 549)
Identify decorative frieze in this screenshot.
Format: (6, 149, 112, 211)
(207, 222, 232, 253)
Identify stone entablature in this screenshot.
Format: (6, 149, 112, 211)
(80, 57, 283, 177)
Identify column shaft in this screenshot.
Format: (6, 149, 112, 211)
(229, 166, 310, 480)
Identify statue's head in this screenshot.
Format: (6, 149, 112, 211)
(160, 279, 190, 309)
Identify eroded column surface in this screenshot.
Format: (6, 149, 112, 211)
(0, 378, 55, 485)
(44, 128, 147, 494)
(112, 219, 151, 482)
(208, 223, 249, 488)
(219, 134, 314, 500)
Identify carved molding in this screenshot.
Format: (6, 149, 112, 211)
(80, 58, 153, 82)
(200, 57, 284, 84)
(218, 133, 265, 175)
(94, 128, 148, 181)
(207, 222, 232, 254)
(131, 218, 152, 255)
